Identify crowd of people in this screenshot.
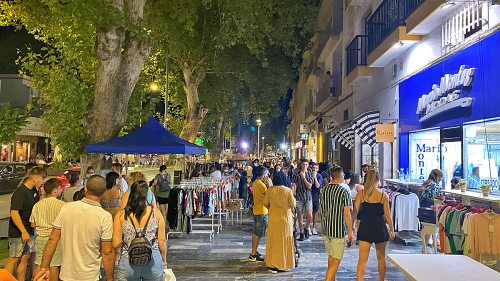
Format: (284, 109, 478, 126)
(3, 163, 171, 281)
(241, 158, 398, 281)
(0, 156, 449, 281)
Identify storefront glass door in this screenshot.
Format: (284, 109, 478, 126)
(440, 141, 462, 189)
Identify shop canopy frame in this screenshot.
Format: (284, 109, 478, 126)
(351, 111, 380, 147)
(328, 111, 381, 149)
(85, 118, 206, 155)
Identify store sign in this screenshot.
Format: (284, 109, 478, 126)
(299, 124, 309, 133)
(414, 143, 447, 180)
(300, 133, 309, 141)
(416, 65, 475, 122)
(295, 141, 303, 148)
(375, 124, 395, 142)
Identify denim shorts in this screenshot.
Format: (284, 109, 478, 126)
(8, 237, 34, 258)
(252, 214, 268, 237)
(114, 249, 163, 281)
(296, 198, 313, 213)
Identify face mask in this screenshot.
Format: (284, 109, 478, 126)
(276, 168, 281, 172)
(254, 163, 258, 167)
(263, 171, 269, 177)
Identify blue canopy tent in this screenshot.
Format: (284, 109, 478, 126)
(85, 118, 206, 155)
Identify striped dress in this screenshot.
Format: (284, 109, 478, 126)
(320, 183, 351, 238)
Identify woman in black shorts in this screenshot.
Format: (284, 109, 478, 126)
(355, 169, 395, 281)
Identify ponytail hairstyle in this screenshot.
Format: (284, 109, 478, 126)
(364, 168, 380, 197)
(125, 180, 149, 220)
(19, 166, 47, 187)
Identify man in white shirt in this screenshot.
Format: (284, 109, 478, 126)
(111, 163, 128, 193)
(35, 175, 115, 281)
(210, 163, 222, 179)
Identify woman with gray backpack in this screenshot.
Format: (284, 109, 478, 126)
(112, 180, 168, 281)
(153, 165, 172, 222)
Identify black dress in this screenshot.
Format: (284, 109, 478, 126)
(357, 191, 389, 244)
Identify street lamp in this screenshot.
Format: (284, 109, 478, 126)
(148, 60, 169, 129)
(256, 117, 262, 158)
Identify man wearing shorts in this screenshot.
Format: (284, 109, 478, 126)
(30, 178, 65, 281)
(292, 159, 315, 241)
(320, 166, 354, 281)
(248, 166, 269, 262)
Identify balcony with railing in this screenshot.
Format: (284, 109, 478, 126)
(406, 0, 446, 34)
(365, 0, 424, 66)
(345, 35, 373, 85)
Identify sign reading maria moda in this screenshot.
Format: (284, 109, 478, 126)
(416, 65, 475, 123)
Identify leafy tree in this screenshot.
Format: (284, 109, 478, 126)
(1, 0, 151, 166)
(0, 106, 28, 145)
(148, 0, 317, 142)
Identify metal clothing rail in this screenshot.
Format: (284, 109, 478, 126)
(166, 177, 233, 242)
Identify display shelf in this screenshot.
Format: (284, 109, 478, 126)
(442, 189, 500, 206)
(385, 179, 423, 186)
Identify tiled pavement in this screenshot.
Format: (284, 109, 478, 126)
(167, 217, 421, 281)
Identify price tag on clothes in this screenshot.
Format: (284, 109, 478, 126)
(489, 224, 494, 233)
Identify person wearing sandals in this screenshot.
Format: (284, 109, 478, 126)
(355, 169, 395, 281)
(113, 180, 168, 281)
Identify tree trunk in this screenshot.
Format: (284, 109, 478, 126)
(85, 0, 150, 171)
(210, 115, 224, 161)
(179, 62, 208, 142)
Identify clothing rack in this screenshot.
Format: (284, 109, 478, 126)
(167, 177, 232, 242)
(383, 187, 421, 246)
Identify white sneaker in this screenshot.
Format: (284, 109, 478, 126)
(312, 228, 318, 235)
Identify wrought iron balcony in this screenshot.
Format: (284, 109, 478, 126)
(366, 0, 426, 54)
(346, 35, 368, 76)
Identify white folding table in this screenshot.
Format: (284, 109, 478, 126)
(388, 254, 500, 281)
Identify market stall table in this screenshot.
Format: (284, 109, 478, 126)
(388, 254, 500, 281)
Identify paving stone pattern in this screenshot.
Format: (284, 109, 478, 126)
(167, 217, 421, 281)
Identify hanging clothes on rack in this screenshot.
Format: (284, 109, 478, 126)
(388, 191, 420, 232)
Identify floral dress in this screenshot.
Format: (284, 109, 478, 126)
(420, 182, 441, 207)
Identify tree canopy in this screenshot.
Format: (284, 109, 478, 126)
(0, 0, 317, 161)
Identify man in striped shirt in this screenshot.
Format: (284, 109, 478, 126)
(320, 166, 354, 281)
(30, 178, 65, 281)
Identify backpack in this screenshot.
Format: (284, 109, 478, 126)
(157, 173, 171, 192)
(126, 209, 154, 266)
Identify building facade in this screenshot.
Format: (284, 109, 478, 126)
(289, 0, 500, 185)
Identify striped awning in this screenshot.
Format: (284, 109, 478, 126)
(332, 122, 354, 149)
(351, 111, 380, 147)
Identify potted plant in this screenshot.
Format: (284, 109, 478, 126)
(457, 179, 468, 192)
(480, 184, 491, 196)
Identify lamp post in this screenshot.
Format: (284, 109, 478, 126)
(256, 117, 262, 159)
(149, 60, 169, 129)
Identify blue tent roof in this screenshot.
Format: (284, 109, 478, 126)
(85, 118, 206, 155)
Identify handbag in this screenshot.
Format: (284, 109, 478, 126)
(163, 268, 176, 281)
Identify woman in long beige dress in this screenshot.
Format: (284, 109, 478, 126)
(263, 171, 296, 273)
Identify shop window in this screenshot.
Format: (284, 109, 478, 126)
(463, 120, 500, 193)
(361, 143, 379, 168)
(409, 129, 440, 182)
